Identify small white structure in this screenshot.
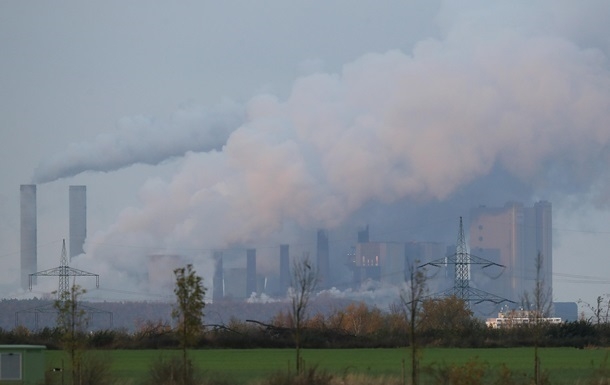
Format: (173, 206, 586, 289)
(486, 310, 561, 328)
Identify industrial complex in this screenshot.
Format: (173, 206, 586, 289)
(18, 184, 566, 317)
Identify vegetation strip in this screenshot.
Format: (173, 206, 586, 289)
(45, 347, 610, 384)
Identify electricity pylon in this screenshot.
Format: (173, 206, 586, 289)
(16, 239, 112, 329)
(420, 217, 515, 305)
(29, 239, 99, 298)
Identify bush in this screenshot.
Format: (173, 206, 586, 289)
(44, 352, 115, 385)
(332, 374, 402, 385)
(143, 355, 200, 385)
(260, 365, 333, 385)
(426, 358, 488, 385)
(79, 352, 116, 385)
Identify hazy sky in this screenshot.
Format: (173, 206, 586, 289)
(1, 1, 610, 312)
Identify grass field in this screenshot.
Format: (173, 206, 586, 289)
(45, 347, 610, 384)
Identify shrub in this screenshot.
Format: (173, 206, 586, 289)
(143, 355, 200, 385)
(44, 352, 116, 385)
(79, 352, 116, 385)
(259, 365, 333, 385)
(426, 358, 488, 385)
(332, 373, 402, 385)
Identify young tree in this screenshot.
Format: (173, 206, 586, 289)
(521, 251, 552, 385)
(420, 295, 475, 332)
(328, 303, 384, 336)
(54, 283, 89, 385)
(290, 253, 317, 374)
(172, 264, 206, 384)
(400, 260, 427, 385)
(579, 295, 610, 325)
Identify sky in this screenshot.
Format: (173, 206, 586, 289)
(1, 1, 610, 313)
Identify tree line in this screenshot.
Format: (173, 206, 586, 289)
(0, 290, 610, 349)
(3, 294, 610, 351)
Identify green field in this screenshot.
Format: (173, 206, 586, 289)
(45, 347, 610, 384)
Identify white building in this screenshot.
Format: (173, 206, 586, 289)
(486, 310, 561, 329)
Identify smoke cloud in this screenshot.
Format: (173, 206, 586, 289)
(32, 101, 245, 183)
(62, 2, 610, 296)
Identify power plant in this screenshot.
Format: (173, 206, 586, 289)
(17, 182, 554, 315)
(210, 201, 554, 314)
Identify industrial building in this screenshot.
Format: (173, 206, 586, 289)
(485, 310, 561, 328)
(347, 240, 448, 288)
(350, 242, 405, 286)
(469, 201, 552, 303)
(224, 267, 247, 299)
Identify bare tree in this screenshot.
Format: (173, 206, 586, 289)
(521, 251, 552, 385)
(172, 264, 206, 385)
(290, 253, 317, 374)
(400, 260, 427, 385)
(579, 295, 610, 325)
(54, 283, 89, 385)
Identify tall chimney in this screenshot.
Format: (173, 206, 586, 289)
(317, 229, 330, 289)
(279, 244, 290, 296)
(20, 184, 37, 290)
(246, 248, 257, 296)
(212, 251, 224, 302)
(69, 185, 86, 259)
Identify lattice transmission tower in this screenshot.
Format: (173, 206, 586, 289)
(16, 239, 112, 329)
(420, 217, 514, 306)
(29, 239, 99, 297)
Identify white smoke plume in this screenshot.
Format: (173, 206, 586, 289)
(64, 2, 610, 296)
(32, 101, 245, 183)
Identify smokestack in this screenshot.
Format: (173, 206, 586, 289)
(212, 251, 224, 302)
(279, 244, 290, 296)
(317, 229, 330, 289)
(69, 185, 87, 259)
(20, 184, 37, 290)
(246, 248, 256, 296)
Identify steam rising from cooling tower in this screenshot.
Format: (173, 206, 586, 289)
(35, 2, 610, 294)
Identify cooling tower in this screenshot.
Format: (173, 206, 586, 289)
(69, 185, 86, 259)
(20, 184, 37, 290)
